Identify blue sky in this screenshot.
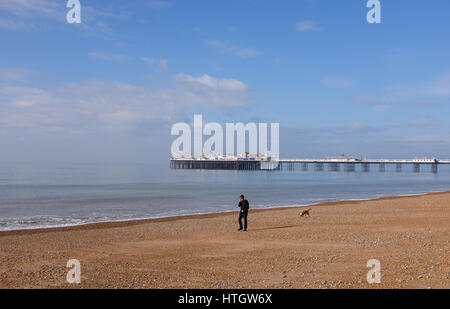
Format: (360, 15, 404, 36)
(1, 0, 450, 163)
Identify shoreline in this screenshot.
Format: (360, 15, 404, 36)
(1, 189, 448, 288)
(1, 189, 449, 237)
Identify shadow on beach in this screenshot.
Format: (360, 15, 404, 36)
(247, 225, 298, 231)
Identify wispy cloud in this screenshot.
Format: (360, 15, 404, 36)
(282, 124, 450, 159)
(0, 0, 62, 29)
(321, 75, 353, 88)
(407, 121, 440, 129)
(0, 17, 28, 29)
(355, 97, 447, 112)
(0, 85, 54, 108)
(425, 72, 450, 97)
(176, 73, 249, 92)
(89, 52, 128, 62)
(296, 20, 322, 32)
(0, 68, 38, 82)
(0, 0, 61, 18)
(0, 73, 251, 133)
(355, 97, 384, 106)
(345, 121, 369, 131)
(147, 0, 171, 9)
(227, 25, 237, 33)
(205, 40, 261, 59)
(0, 0, 117, 35)
(354, 97, 390, 112)
(142, 57, 168, 71)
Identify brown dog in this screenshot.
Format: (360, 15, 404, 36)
(300, 208, 311, 217)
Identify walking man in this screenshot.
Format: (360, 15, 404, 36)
(238, 194, 249, 231)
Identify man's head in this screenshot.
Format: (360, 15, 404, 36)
(240, 194, 245, 201)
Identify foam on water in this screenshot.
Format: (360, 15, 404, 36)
(0, 162, 449, 231)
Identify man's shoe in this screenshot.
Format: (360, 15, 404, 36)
(237, 228, 243, 231)
(244, 229, 247, 232)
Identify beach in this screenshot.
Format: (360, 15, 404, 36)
(0, 191, 448, 289)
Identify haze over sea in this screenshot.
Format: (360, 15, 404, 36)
(0, 162, 449, 231)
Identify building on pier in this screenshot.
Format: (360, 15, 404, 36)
(170, 155, 449, 173)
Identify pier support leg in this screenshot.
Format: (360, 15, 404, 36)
(344, 163, 355, 172)
(396, 163, 402, 173)
(362, 163, 370, 172)
(328, 163, 340, 172)
(302, 163, 308, 171)
(315, 163, 324, 172)
(379, 163, 385, 172)
(431, 164, 438, 174)
(413, 163, 420, 173)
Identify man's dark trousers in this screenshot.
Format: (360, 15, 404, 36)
(239, 212, 248, 230)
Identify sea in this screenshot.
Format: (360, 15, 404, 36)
(0, 162, 449, 231)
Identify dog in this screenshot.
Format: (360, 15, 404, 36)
(300, 208, 311, 217)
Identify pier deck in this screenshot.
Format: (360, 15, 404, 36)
(170, 158, 450, 173)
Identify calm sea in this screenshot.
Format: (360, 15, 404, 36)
(0, 162, 449, 231)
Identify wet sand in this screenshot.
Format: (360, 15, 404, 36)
(0, 192, 449, 289)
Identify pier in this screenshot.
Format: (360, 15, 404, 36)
(276, 158, 449, 173)
(170, 157, 450, 173)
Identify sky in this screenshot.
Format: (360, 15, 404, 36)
(1, 0, 450, 163)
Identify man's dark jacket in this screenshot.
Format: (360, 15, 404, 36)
(238, 200, 249, 214)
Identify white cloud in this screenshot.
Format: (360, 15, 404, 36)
(176, 74, 249, 92)
(142, 57, 168, 71)
(355, 97, 390, 112)
(100, 110, 142, 125)
(234, 48, 261, 59)
(0, 0, 116, 35)
(425, 72, 450, 97)
(346, 122, 368, 131)
(296, 20, 322, 32)
(0, 85, 54, 108)
(0, 73, 251, 133)
(205, 40, 261, 59)
(89, 52, 128, 61)
(0, 0, 60, 17)
(0, 68, 38, 82)
(0, 0, 62, 29)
